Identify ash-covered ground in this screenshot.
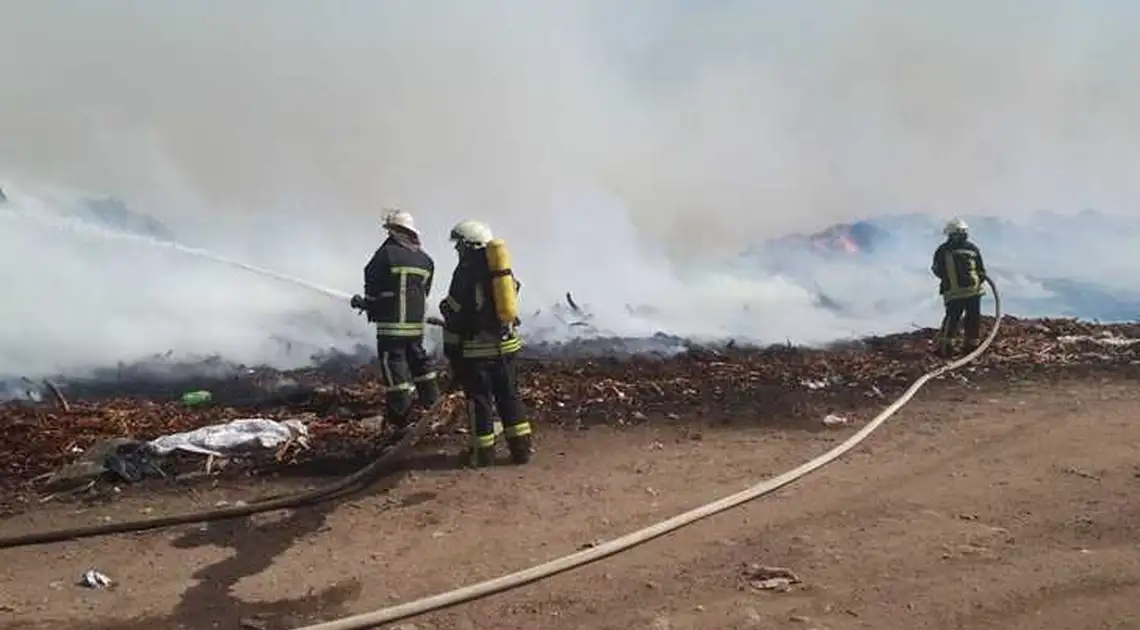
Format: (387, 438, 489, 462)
(2, 315, 1139, 514)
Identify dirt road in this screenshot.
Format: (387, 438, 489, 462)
(2, 374, 1139, 630)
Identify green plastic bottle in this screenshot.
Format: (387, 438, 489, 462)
(181, 390, 213, 406)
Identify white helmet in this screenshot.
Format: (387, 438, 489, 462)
(382, 207, 419, 237)
(943, 217, 968, 237)
(449, 219, 493, 249)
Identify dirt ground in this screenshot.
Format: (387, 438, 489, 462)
(2, 373, 1139, 630)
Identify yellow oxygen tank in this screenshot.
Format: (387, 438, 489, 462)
(485, 239, 519, 326)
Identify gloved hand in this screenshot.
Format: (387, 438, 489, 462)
(350, 294, 368, 311)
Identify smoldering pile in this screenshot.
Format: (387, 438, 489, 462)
(0, 292, 691, 405)
(2, 315, 1140, 511)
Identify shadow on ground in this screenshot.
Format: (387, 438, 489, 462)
(64, 446, 443, 630)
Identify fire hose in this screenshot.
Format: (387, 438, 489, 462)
(0, 403, 441, 549)
(0, 318, 458, 549)
(292, 277, 1002, 630)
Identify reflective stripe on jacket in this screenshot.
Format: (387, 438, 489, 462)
(363, 236, 435, 339)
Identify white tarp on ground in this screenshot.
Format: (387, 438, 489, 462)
(146, 418, 309, 457)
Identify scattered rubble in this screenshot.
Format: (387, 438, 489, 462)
(822, 414, 849, 427)
(79, 570, 112, 589)
(741, 564, 802, 592)
(40, 438, 158, 492)
(2, 317, 1139, 507)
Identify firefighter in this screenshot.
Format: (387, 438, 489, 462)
(931, 217, 988, 357)
(351, 209, 440, 433)
(440, 219, 533, 467)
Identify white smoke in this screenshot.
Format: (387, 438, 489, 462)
(1, 1, 1139, 377)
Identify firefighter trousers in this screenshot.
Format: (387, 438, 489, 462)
(457, 353, 533, 465)
(376, 337, 440, 427)
(939, 295, 982, 355)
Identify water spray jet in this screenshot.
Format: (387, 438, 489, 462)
(0, 204, 355, 303)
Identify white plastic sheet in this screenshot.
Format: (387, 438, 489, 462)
(146, 418, 309, 458)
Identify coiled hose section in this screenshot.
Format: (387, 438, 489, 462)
(292, 277, 1003, 630)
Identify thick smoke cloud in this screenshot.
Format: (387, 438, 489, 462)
(0, 1, 1137, 377)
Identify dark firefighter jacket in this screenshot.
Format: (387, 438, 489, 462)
(363, 234, 435, 340)
(931, 238, 987, 302)
(439, 251, 522, 359)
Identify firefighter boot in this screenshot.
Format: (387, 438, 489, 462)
(507, 434, 533, 465)
(414, 378, 441, 409)
(385, 389, 415, 435)
(461, 446, 496, 468)
(384, 408, 417, 444)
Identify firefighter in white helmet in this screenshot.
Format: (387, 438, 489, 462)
(439, 219, 533, 467)
(931, 218, 989, 357)
(351, 208, 440, 435)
